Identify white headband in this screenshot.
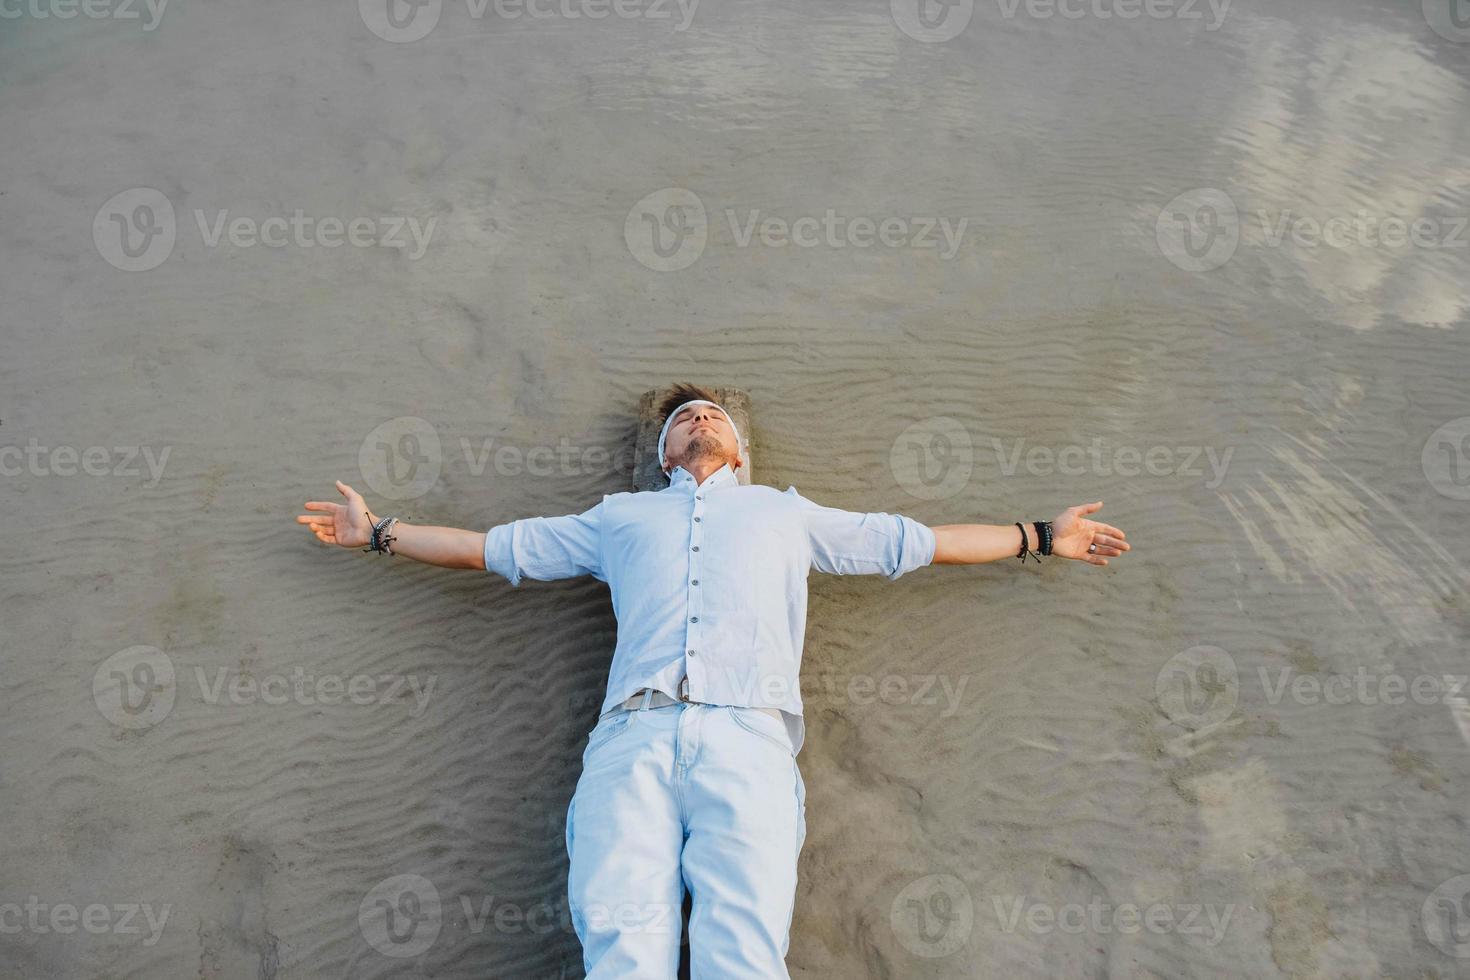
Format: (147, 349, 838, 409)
(657, 399, 743, 471)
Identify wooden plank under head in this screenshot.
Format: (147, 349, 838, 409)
(632, 386, 753, 492)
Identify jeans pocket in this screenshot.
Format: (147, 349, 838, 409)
(583, 711, 631, 759)
(727, 706, 793, 757)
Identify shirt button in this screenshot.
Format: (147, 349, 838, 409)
(696, 495, 703, 501)
(691, 579, 699, 586)
(693, 516, 702, 523)
(688, 649, 697, 657)
(691, 545, 699, 552)
(690, 616, 699, 623)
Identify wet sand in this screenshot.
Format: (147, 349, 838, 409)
(3, 0, 1470, 976)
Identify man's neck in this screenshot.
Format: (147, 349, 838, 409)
(672, 457, 732, 486)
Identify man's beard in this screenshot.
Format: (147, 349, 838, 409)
(682, 433, 728, 464)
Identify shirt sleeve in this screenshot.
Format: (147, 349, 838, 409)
(786, 487, 935, 580)
(483, 498, 606, 586)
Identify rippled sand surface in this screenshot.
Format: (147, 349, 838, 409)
(3, 0, 1469, 976)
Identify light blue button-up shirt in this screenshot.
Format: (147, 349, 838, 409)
(483, 462, 936, 755)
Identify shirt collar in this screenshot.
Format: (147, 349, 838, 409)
(667, 462, 739, 492)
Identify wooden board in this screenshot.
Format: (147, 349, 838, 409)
(632, 386, 753, 492)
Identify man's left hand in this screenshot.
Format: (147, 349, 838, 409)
(1051, 501, 1129, 566)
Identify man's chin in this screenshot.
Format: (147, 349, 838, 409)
(675, 439, 737, 472)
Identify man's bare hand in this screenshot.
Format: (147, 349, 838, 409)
(1051, 501, 1129, 566)
(297, 480, 374, 549)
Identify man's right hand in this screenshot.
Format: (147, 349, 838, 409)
(297, 480, 375, 549)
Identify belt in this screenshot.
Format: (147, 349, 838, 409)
(611, 677, 784, 723)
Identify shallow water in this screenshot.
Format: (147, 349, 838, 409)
(3, 0, 1469, 976)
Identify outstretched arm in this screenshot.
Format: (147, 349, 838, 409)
(297, 480, 487, 569)
(931, 501, 1130, 568)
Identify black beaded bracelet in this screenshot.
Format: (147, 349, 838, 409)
(1015, 520, 1054, 563)
(365, 514, 398, 555)
(1033, 520, 1054, 556)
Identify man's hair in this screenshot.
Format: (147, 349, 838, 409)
(656, 382, 722, 428)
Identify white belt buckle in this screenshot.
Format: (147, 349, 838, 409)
(678, 676, 692, 702)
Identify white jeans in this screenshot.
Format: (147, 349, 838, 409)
(566, 701, 808, 978)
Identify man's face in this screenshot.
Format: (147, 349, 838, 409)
(662, 403, 741, 474)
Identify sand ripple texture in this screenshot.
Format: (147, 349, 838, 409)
(3, 0, 1470, 976)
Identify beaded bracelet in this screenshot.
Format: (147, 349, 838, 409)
(1034, 520, 1054, 556)
(364, 514, 399, 555)
(1015, 520, 1054, 563)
